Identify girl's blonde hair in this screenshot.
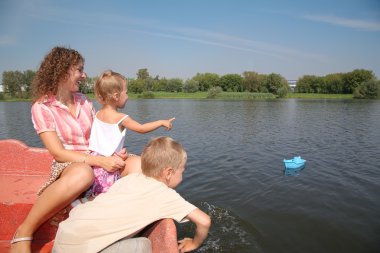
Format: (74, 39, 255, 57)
(141, 137, 187, 178)
(95, 70, 127, 104)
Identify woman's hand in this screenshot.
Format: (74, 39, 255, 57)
(101, 156, 126, 172)
(114, 148, 128, 161)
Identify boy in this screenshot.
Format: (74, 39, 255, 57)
(53, 136, 211, 253)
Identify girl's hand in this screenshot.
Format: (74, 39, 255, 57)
(163, 117, 176, 130)
(102, 156, 126, 172)
(178, 238, 198, 253)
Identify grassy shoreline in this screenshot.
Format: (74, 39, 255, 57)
(0, 92, 354, 101)
(105, 92, 354, 100)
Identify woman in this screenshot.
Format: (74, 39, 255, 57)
(10, 47, 131, 253)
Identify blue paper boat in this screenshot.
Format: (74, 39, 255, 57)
(283, 156, 306, 170)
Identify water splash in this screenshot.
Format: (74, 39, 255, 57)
(177, 202, 263, 253)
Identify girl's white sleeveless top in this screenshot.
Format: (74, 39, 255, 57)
(89, 115, 129, 156)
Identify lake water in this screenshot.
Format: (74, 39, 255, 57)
(1, 99, 379, 253)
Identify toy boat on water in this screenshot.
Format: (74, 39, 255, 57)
(283, 156, 306, 170)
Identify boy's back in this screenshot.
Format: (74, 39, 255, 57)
(53, 173, 196, 253)
(53, 136, 211, 253)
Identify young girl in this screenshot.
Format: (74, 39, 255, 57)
(87, 70, 175, 196)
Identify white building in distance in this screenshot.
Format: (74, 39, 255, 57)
(288, 80, 297, 90)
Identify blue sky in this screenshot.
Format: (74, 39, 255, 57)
(1, 0, 379, 80)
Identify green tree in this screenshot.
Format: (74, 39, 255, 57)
(80, 76, 95, 94)
(192, 73, 220, 91)
(342, 69, 375, 94)
(153, 78, 168, 91)
(311, 76, 325, 93)
(324, 73, 344, 94)
(139, 91, 155, 99)
(353, 79, 380, 99)
(257, 74, 268, 92)
(2, 71, 23, 97)
(263, 73, 288, 95)
(22, 70, 35, 96)
(242, 71, 261, 92)
(183, 79, 199, 93)
(128, 79, 144, 93)
(137, 68, 150, 80)
(143, 78, 155, 91)
(318, 78, 328, 94)
(219, 74, 243, 92)
(166, 78, 183, 92)
(276, 86, 288, 98)
(207, 86, 223, 98)
(296, 75, 317, 93)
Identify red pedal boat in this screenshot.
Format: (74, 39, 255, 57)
(0, 139, 178, 253)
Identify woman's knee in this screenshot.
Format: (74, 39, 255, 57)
(62, 164, 94, 189)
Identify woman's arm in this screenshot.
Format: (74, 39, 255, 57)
(40, 131, 125, 172)
(121, 116, 175, 133)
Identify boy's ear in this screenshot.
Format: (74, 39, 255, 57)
(162, 167, 174, 181)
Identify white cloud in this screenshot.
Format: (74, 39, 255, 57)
(164, 25, 329, 62)
(130, 26, 329, 63)
(303, 14, 380, 32)
(26, 5, 327, 63)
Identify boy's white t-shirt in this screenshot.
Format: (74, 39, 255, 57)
(53, 173, 196, 253)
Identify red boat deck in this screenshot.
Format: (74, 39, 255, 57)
(0, 139, 178, 253)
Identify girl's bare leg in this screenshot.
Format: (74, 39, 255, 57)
(10, 163, 94, 253)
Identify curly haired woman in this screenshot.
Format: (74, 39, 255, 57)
(9, 46, 135, 253)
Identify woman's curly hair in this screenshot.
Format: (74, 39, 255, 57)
(32, 47, 84, 102)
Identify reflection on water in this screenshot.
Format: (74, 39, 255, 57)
(283, 166, 305, 176)
(1, 99, 380, 253)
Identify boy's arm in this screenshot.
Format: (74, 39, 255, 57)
(121, 116, 175, 133)
(178, 208, 211, 253)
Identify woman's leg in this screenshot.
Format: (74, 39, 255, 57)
(10, 163, 94, 253)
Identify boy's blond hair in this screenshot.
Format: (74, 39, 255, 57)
(95, 70, 127, 104)
(141, 137, 187, 178)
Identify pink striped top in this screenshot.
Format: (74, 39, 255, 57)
(31, 93, 95, 151)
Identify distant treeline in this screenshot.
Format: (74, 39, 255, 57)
(1, 68, 379, 99)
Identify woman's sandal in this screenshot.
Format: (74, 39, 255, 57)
(10, 232, 33, 244)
